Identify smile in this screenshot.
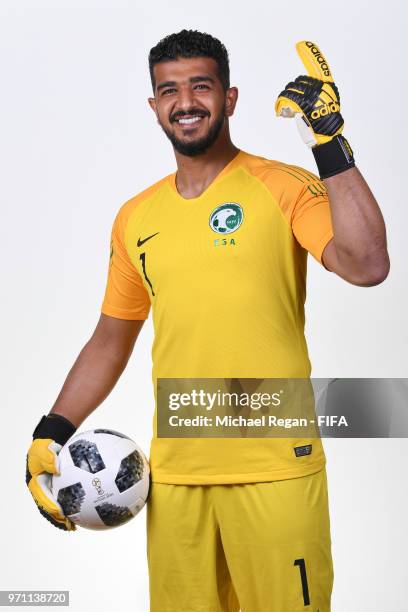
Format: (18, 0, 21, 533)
(176, 116, 205, 125)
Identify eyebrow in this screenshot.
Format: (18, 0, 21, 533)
(156, 75, 215, 92)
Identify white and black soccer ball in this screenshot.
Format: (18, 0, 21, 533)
(51, 429, 150, 530)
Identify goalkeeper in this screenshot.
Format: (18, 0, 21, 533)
(26, 31, 389, 611)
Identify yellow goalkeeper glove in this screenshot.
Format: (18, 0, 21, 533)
(26, 414, 77, 531)
(275, 41, 355, 179)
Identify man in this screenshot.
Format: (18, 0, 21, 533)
(26, 29, 389, 611)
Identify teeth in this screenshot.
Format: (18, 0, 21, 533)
(178, 116, 203, 124)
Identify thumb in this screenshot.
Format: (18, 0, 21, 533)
(47, 441, 63, 475)
(28, 439, 62, 476)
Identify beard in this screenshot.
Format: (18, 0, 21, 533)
(159, 104, 226, 157)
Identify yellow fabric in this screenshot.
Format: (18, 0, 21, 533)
(147, 468, 333, 612)
(101, 150, 334, 484)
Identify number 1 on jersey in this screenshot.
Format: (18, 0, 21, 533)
(139, 252, 155, 296)
(294, 558, 311, 606)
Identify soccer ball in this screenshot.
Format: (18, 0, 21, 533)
(51, 428, 150, 530)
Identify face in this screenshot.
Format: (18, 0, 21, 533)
(148, 56, 238, 156)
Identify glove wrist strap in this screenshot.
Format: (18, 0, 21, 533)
(33, 413, 77, 445)
(312, 135, 355, 180)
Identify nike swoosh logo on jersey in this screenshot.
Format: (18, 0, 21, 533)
(137, 232, 160, 247)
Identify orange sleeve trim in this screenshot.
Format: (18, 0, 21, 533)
(101, 302, 150, 321)
(313, 230, 334, 265)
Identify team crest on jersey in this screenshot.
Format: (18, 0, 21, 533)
(209, 202, 243, 234)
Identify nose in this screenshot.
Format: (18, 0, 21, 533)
(175, 85, 197, 112)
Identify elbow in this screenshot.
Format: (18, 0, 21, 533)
(350, 254, 390, 287)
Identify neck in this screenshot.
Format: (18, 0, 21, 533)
(173, 133, 240, 199)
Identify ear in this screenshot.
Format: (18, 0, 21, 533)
(225, 87, 238, 118)
(148, 96, 159, 120)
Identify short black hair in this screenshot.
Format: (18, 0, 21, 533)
(148, 29, 230, 92)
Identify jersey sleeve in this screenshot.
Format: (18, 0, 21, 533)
(289, 168, 334, 264)
(101, 209, 151, 320)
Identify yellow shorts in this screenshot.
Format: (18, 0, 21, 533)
(146, 468, 333, 612)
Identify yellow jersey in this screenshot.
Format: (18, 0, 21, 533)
(101, 149, 334, 484)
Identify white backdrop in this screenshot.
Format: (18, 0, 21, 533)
(1, 1, 407, 610)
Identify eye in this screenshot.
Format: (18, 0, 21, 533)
(194, 83, 209, 90)
(162, 88, 176, 96)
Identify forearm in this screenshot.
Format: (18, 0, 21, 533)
(323, 167, 390, 284)
(49, 317, 142, 427)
